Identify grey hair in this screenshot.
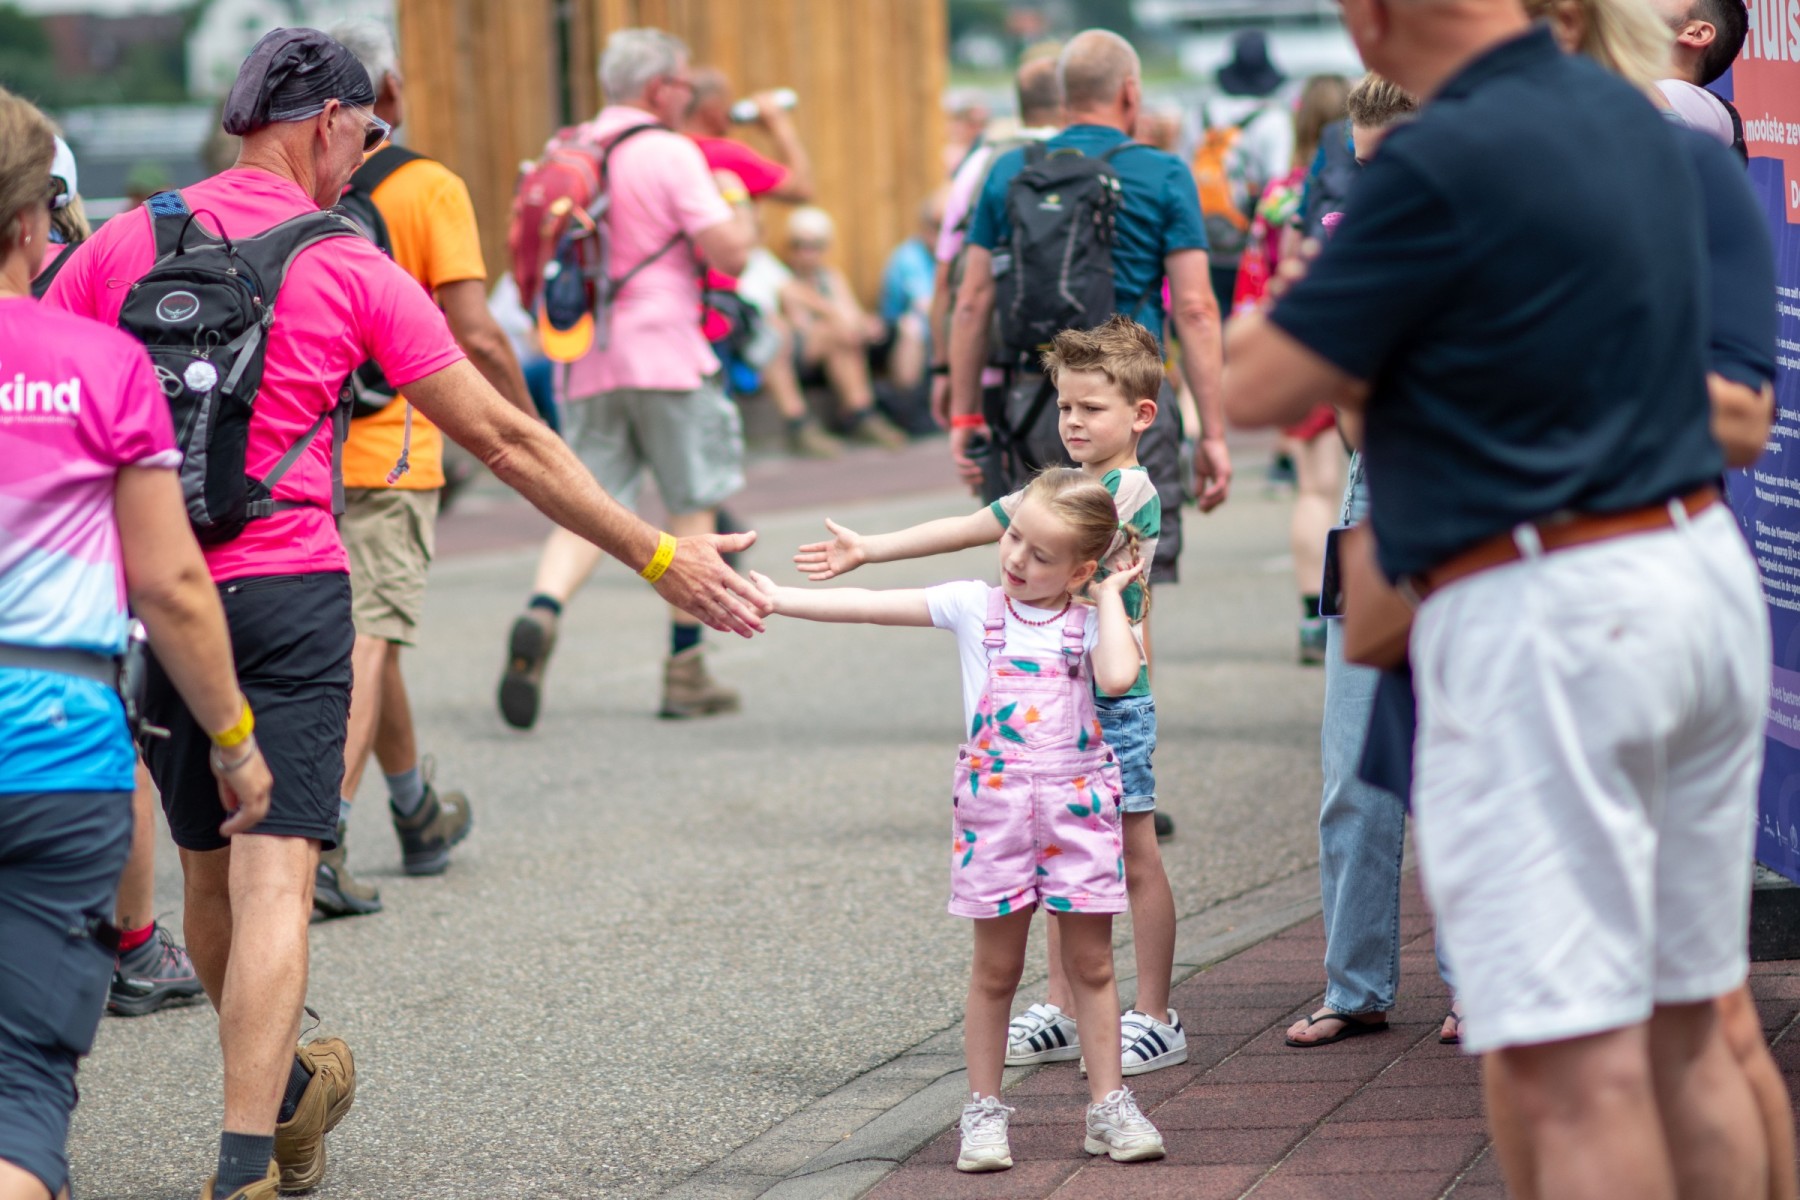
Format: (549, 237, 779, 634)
(599, 28, 689, 103)
(328, 19, 398, 89)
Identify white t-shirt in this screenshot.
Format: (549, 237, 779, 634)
(1656, 80, 1737, 147)
(736, 246, 792, 315)
(926, 580, 1100, 732)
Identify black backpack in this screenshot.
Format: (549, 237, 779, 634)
(337, 145, 426, 418)
(994, 141, 1132, 359)
(30, 240, 75, 300)
(119, 191, 363, 544)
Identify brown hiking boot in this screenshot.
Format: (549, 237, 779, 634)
(200, 1160, 278, 1200)
(498, 605, 558, 730)
(659, 647, 740, 719)
(313, 823, 381, 918)
(274, 1037, 356, 1193)
(391, 756, 473, 877)
(847, 409, 909, 450)
(787, 417, 843, 459)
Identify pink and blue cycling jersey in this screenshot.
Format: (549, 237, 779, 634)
(0, 296, 178, 794)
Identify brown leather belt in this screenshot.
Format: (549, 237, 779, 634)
(1413, 486, 1720, 602)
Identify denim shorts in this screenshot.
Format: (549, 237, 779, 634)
(1096, 693, 1157, 813)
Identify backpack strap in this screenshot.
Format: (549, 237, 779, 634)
(146, 190, 192, 259)
(1100, 139, 1143, 163)
(1023, 140, 1049, 167)
(982, 586, 1008, 656)
(348, 144, 426, 196)
(29, 242, 74, 300)
(1061, 601, 1088, 673)
(595, 122, 695, 305)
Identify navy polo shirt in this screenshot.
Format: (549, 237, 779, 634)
(967, 124, 1208, 332)
(1682, 127, 1777, 391)
(1270, 28, 1720, 581)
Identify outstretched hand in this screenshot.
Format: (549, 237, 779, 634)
(1092, 557, 1147, 601)
(748, 569, 783, 608)
(793, 519, 867, 581)
(651, 530, 772, 638)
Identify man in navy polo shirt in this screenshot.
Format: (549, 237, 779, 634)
(1223, 2, 1775, 1196)
(947, 28, 1232, 589)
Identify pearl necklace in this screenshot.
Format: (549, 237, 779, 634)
(1005, 595, 1071, 626)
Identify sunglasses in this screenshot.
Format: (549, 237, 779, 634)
(47, 177, 67, 211)
(358, 110, 392, 153)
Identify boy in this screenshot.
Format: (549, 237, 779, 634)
(794, 315, 1185, 1075)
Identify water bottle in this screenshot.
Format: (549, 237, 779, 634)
(730, 89, 797, 123)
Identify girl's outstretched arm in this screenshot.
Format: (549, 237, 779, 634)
(792, 509, 1004, 580)
(750, 571, 935, 627)
(1091, 560, 1148, 697)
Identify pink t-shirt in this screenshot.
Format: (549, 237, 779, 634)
(692, 135, 789, 198)
(46, 168, 465, 583)
(566, 107, 734, 397)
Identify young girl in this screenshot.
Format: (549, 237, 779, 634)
(751, 469, 1166, 1172)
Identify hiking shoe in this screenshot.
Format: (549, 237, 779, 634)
(848, 409, 909, 450)
(659, 647, 740, 719)
(1121, 1009, 1189, 1076)
(108, 922, 205, 1017)
(201, 1160, 278, 1200)
(1298, 617, 1327, 666)
(1004, 1002, 1081, 1065)
(788, 418, 843, 459)
(1154, 811, 1175, 839)
(1085, 1086, 1165, 1162)
(498, 606, 558, 730)
(956, 1094, 1015, 1173)
(313, 823, 382, 918)
(391, 756, 472, 876)
(275, 1036, 356, 1193)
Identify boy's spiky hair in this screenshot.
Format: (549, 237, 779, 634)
(1038, 315, 1164, 403)
(1346, 73, 1417, 129)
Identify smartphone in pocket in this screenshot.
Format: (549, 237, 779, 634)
(1319, 524, 1351, 618)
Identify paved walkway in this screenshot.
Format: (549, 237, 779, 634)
(853, 878, 1800, 1200)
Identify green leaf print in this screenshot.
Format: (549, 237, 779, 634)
(971, 713, 983, 738)
(998, 725, 1026, 744)
(1009, 660, 1041, 673)
(1066, 802, 1090, 818)
(964, 830, 977, 843)
(997, 897, 1011, 916)
(969, 771, 980, 796)
(994, 702, 1017, 723)
(1045, 896, 1073, 912)
(1077, 725, 1090, 752)
(1035, 865, 1049, 877)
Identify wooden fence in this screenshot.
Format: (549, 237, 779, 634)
(393, 0, 948, 302)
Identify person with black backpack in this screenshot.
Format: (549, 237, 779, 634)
(44, 29, 767, 1200)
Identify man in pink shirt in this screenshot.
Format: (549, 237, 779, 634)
(498, 27, 756, 729)
(48, 28, 765, 1200)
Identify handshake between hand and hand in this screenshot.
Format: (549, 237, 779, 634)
(648, 529, 774, 638)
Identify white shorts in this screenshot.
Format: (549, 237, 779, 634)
(1410, 502, 1768, 1055)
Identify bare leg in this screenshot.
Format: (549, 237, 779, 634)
(1057, 912, 1123, 1101)
(823, 341, 877, 416)
(1121, 812, 1175, 1018)
(530, 526, 607, 605)
(1484, 1051, 1539, 1200)
(1648, 1000, 1767, 1200)
(0, 1161, 48, 1200)
(758, 317, 809, 421)
(1498, 1025, 1676, 1200)
(339, 635, 389, 803)
(372, 648, 418, 776)
(115, 760, 158, 932)
(665, 509, 718, 626)
(966, 908, 1035, 1098)
(1718, 984, 1799, 1200)
(1290, 432, 1346, 596)
(1044, 915, 1071, 1011)
(888, 312, 927, 392)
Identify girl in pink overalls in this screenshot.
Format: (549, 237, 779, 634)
(751, 469, 1166, 1173)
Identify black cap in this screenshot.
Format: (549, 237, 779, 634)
(1218, 30, 1286, 98)
(222, 27, 375, 136)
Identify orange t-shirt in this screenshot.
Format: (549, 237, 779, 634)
(340, 155, 486, 490)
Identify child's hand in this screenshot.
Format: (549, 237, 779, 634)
(1092, 558, 1147, 601)
(793, 519, 867, 580)
(748, 570, 784, 612)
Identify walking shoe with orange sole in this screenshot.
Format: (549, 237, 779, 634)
(274, 1037, 355, 1193)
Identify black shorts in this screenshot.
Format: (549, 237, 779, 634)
(993, 370, 1185, 586)
(0, 789, 132, 1196)
(142, 572, 352, 852)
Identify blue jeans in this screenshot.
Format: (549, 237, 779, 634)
(1318, 458, 1450, 1014)
(1096, 693, 1156, 813)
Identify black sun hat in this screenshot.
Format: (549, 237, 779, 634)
(1218, 29, 1287, 98)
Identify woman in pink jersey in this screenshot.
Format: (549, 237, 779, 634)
(0, 88, 271, 1200)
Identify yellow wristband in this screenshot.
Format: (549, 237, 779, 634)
(209, 699, 254, 749)
(639, 532, 677, 584)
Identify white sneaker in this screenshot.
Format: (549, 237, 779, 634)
(1121, 1008, 1189, 1076)
(957, 1094, 1015, 1172)
(1084, 1086, 1165, 1162)
(1005, 1002, 1081, 1065)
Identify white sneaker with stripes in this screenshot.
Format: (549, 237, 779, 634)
(1120, 1008, 1188, 1076)
(957, 1094, 1016, 1172)
(1004, 1002, 1081, 1065)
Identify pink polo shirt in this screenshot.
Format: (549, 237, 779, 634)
(45, 167, 465, 583)
(565, 107, 734, 398)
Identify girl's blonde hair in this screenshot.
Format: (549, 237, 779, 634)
(1524, 0, 1674, 92)
(1018, 467, 1149, 616)
(0, 87, 56, 254)
(51, 193, 90, 246)
(1294, 74, 1351, 170)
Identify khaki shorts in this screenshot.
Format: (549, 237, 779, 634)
(563, 381, 744, 516)
(343, 487, 440, 645)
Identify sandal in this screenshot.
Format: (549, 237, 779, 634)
(1285, 1009, 1390, 1048)
(1439, 1006, 1464, 1045)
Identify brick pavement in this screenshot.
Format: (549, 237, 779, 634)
(870, 877, 1800, 1200)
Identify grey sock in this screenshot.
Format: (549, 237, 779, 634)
(337, 797, 352, 827)
(386, 765, 425, 816)
(214, 1131, 274, 1198)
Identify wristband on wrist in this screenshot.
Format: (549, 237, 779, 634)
(639, 531, 678, 583)
(721, 187, 750, 206)
(929, 363, 950, 377)
(950, 414, 987, 430)
(211, 732, 257, 773)
(209, 699, 254, 749)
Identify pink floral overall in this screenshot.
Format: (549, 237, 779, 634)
(948, 588, 1127, 920)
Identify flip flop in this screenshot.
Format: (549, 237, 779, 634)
(1439, 1009, 1463, 1045)
(1285, 1010, 1390, 1048)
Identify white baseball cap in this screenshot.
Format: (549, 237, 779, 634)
(50, 136, 77, 209)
